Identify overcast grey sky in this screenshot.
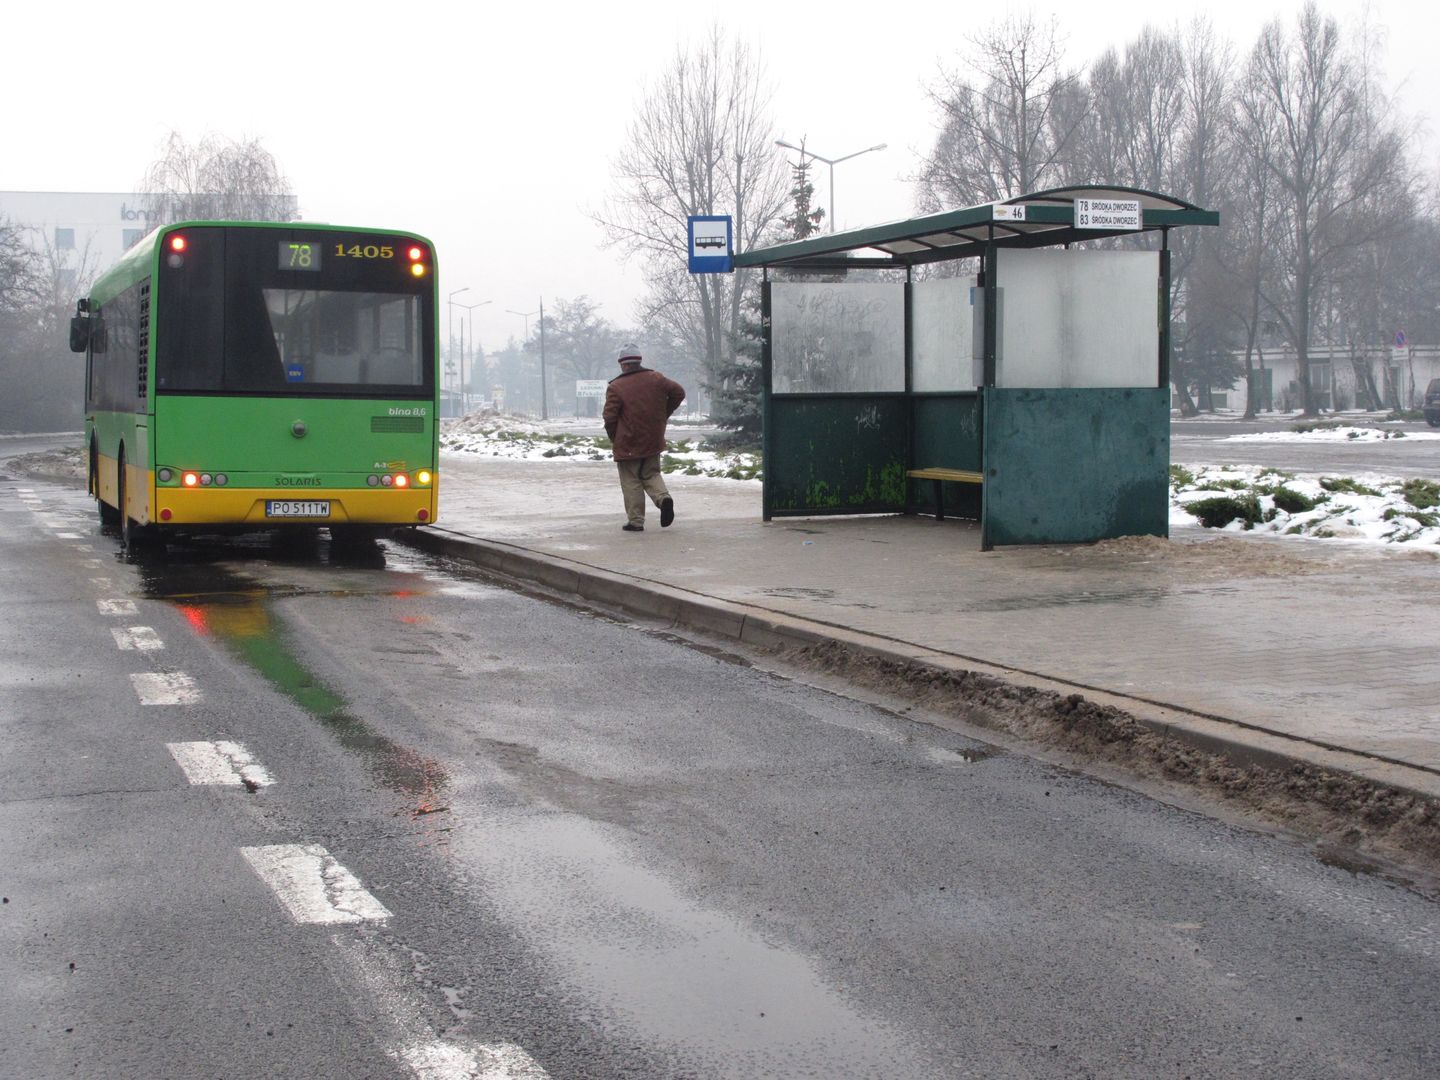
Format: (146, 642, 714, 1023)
(8, 0, 1436, 357)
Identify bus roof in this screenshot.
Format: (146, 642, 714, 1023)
(87, 220, 437, 305)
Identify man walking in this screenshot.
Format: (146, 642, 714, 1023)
(603, 344, 686, 532)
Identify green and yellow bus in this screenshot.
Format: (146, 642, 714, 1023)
(71, 221, 440, 550)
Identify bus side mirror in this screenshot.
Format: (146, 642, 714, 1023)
(70, 315, 90, 353)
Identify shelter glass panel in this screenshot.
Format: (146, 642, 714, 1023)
(994, 249, 1159, 389)
(912, 276, 979, 391)
(771, 282, 904, 393)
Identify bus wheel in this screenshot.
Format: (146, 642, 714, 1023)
(93, 442, 119, 530)
(116, 451, 154, 557)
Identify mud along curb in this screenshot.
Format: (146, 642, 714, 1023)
(398, 526, 1440, 837)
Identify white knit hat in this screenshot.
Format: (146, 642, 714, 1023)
(617, 344, 642, 364)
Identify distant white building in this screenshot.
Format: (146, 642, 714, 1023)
(1, 189, 299, 299)
(1184, 343, 1440, 413)
(0, 191, 167, 293)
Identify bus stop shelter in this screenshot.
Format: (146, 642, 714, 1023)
(734, 185, 1218, 549)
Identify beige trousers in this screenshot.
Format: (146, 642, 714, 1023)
(616, 455, 670, 526)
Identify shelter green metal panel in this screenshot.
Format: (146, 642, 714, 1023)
(981, 387, 1169, 546)
(766, 396, 907, 516)
(908, 394, 983, 517)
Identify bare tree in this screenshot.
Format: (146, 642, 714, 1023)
(0, 216, 45, 318)
(1172, 22, 1244, 413)
(538, 296, 625, 382)
(917, 14, 1089, 209)
(1326, 8, 1423, 409)
(1237, 2, 1415, 415)
(597, 28, 788, 393)
(1077, 28, 1186, 191)
(1221, 76, 1284, 418)
(138, 131, 297, 224)
(0, 217, 86, 431)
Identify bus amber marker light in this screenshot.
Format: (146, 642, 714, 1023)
(416, 470, 432, 485)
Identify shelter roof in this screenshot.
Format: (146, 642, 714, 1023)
(734, 185, 1219, 270)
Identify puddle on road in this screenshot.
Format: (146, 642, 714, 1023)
(136, 547, 451, 818)
(925, 745, 996, 766)
(452, 808, 929, 1077)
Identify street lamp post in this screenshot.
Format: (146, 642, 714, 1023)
(455, 300, 491, 414)
(447, 286, 469, 413)
(507, 305, 548, 420)
(774, 139, 887, 233)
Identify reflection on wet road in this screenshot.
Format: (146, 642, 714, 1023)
(135, 543, 449, 816)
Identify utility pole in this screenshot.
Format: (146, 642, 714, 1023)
(538, 296, 549, 421)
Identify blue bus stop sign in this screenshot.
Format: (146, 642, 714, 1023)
(688, 215, 734, 273)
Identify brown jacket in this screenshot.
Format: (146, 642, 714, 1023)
(603, 367, 686, 460)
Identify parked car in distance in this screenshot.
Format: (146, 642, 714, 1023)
(1425, 378, 1440, 428)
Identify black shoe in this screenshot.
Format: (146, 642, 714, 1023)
(622, 523, 644, 532)
(660, 497, 675, 528)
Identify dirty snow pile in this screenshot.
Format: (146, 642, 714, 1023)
(1225, 425, 1440, 444)
(440, 416, 761, 481)
(1171, 464, 1440, 546)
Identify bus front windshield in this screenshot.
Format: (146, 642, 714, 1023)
(156, 227, 434, 397)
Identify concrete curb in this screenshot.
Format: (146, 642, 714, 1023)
(401, 526, 1440, 805)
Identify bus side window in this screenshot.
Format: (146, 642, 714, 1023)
(90, 311, 107, 354)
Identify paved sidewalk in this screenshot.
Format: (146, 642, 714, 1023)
(420, 453, 1440, 792)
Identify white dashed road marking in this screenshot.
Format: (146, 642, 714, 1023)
(97, 599, 138, 616)
(241, 844, 391, 925)
(112, 626, 164, 651)
(130, 672, 202, 705)
(331, 935, 551, 1080)
(55, 532, 83, 539)
(397, 1040, 550, 1080)
(167, 741, 273, 788)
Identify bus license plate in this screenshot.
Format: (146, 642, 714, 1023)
(266, 500, 331, 519)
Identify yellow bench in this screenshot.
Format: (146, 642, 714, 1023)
(907, 468, 983, 521)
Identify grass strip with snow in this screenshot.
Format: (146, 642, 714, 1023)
(1171, 463, 1440, 546)
(441, 416, 761, 481)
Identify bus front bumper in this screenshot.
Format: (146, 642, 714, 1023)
(151, 486, 438, 526)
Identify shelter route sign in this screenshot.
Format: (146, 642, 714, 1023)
(992, 204, 1027, 221)
(1075, 199, 1142, 230)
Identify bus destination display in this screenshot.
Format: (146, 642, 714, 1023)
(279, 241, 322, 271)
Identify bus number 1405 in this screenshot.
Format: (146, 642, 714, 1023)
(336, 244, 395, 259)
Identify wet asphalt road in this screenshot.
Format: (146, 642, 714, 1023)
(1, 442, 1439, 1079)
(1171, 418, 1440, 479)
